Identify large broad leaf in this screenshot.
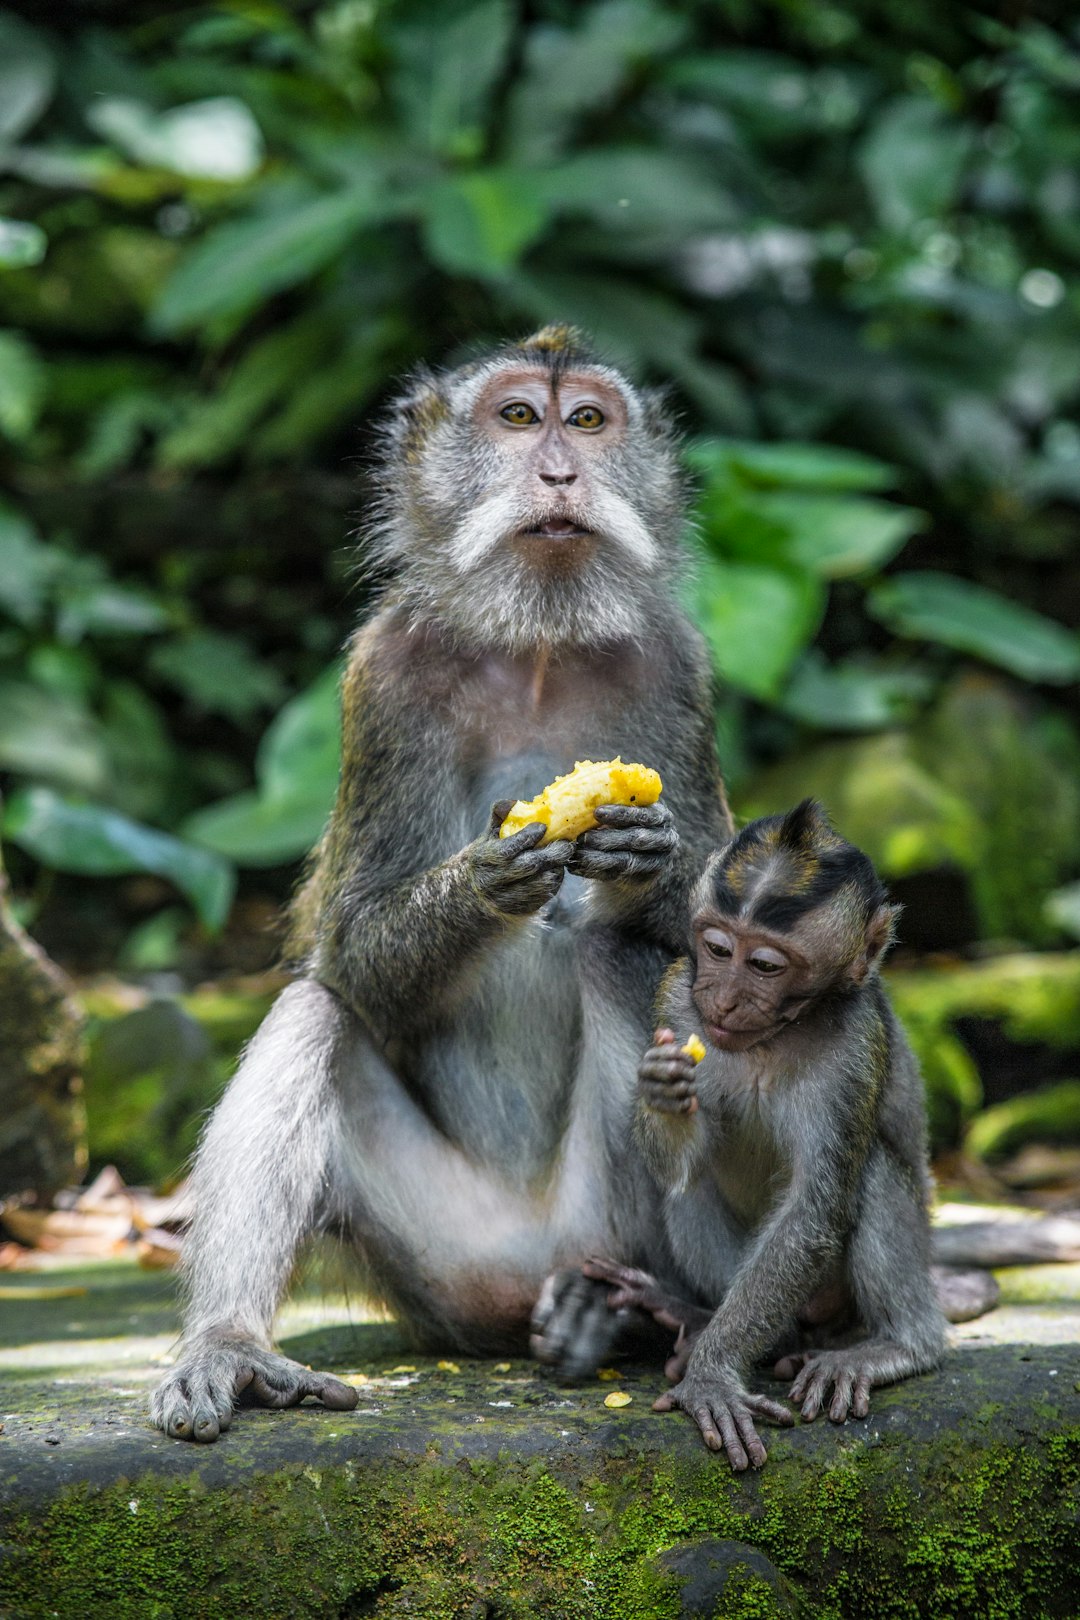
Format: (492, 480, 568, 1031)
(868, 574, 1080, 684)
(148, 631, 287, 722)
(505, 0, 686, 162)
(182, 666, 341, 865)
(0, 331, 45, 441)
(423, 171, 551, 277)
(755, 493, 925, 578)
(687, 439, 897, 493)
(543, 149, 737, 234)
(687, 555, 825, 701)
(152, 183, 385, 333)
(781, 653, 934, 731)
(0, 14, 56, 143)
(86, 96, 263, 181)
(0, 503, 55, 624)
(3, 788, 235, 932)
(0, 680, 108, 795)
(391, 0, 514, 157)
(858, 97, 972, 231)
(0, 218, 47, 269)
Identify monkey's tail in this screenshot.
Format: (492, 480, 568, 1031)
(932, 1214, 1080, 1268)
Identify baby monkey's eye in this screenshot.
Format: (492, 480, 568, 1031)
(749, 955, 785, 975)
(500, 402, 539, 427)
(567, 405, 605, 430)
(704, 938, 733, 960)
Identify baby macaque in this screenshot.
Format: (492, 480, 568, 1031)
(588, 800, 947, 1469)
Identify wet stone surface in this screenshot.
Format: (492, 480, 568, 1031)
(1, 1258, 1079, 1619)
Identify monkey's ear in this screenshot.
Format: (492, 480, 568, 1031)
(849, 902, 901, 983)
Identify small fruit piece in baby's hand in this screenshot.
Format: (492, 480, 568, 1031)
(498, 757, 662, 845)
(681, 1035, 706, 1064)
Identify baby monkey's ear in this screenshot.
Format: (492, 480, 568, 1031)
(849, 902, 902, 984)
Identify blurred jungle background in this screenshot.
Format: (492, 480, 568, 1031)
(1, 0, 1079, 1252)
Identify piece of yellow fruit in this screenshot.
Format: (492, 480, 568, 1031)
(681, 1034, 706, 1064)
(437, 1360, 460, 1373)
(498, 757, 662, 845)
(604, 1391, 633, 1408)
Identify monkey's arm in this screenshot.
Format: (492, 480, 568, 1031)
(305, 638, 571, 1036)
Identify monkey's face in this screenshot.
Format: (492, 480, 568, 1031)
(690, 912, 820, 1052)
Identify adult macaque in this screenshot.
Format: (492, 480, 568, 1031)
(562, 803, 950, 1469)
(150, 326, 733, 1441)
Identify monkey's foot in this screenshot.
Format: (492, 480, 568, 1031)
(530, 1269, 625, 1380)
(932, 1263, 1000, 1323)
(581, 1257, 711, 1381)
(774, 1348, 874, 1424)
(150, 1339, 359, 1443)
(654, 1367, 794, 1470)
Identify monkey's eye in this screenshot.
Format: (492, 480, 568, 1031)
(702, 929, 734, 961)
(500, 402, 539, 427)
(567, 405, 605, 431)
(748, 951, 787, 975)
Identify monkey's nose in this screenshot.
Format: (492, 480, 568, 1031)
(539, 470, 577, 486)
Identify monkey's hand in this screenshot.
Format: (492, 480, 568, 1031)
(471, 802, 574, 916)
(654, 1364, 795, 1470)
(581, 1257, 712, 1382)
(150, 1338, 358, 1443)
(772, 1348, 877, 1424)
(567, 800, 678, 883)
(639, 1027, 699, 1115)
(530, 1268, 628, 1379)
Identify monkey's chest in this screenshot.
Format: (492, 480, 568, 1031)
(709, 1107, 791, 1230)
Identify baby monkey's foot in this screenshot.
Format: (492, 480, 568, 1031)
(773, 1348, 873, 1423)
(655, 1365, 795, 1470)
(582, 1257, 712, 1381)
(639, 1027, 699, 1114)
(530, 1268, 624, 1380)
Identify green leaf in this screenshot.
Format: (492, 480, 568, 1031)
(0, 217, 47, 269)
(780, 653, 934, 731)
(149, 631, 288, 723)
(505, 0, 686, 163)
(423, 171, 551, 277)
(3, 787, 235, 931)
(152, 184, 384, 334)
(687, 439, 898, 493)
(183, 666, 341, 865)
(0, 503, 54, 624)
(54, 568, 170, 642)
(0, 330, 45, 440)
(858, 97, 972, 231)
(86, 96, 263, 181)
(688, 555, 825, 701)
(868, 574, 1080, 684)
(1046, 882, 1080, 942)
(392, 0, 514, 157)
(755, 494, 925, 578)
(0, 680, 108, 795)
(543, 149, 736, 233)
(0, 14, 56, 143)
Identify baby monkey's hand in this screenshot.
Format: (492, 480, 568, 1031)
(639, 1027, 700, 1115)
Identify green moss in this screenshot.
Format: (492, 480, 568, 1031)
(3, 1418, 1078, 1620)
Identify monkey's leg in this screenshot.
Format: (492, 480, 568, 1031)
(776, 1150, 946, 1425)
(151, 981, 361, 1442)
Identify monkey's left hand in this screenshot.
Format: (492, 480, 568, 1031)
(772, 1348, 874, 1423)
(654, 1364, 794, 1470)
(567, 801, 678, 882)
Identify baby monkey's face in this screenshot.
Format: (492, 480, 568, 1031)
(690, 913, 819, 1052)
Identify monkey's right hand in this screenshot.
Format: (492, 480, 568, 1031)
(468, 801, 574, 917)
(639, 1027, 699, 1114)
(149, 1337, 358, 1442)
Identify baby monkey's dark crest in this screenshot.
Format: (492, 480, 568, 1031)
(366, 324, 686, 653)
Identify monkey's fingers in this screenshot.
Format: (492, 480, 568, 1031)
(592, 802, 673, 829)
(653, 1027, 677, 1045)
(745, 1392, 796, 1428)
(575, 824, 677, 855)
(567, 847, 668, 881)
(487, 799, 517, 837)
(771, 1352, 806, 1381)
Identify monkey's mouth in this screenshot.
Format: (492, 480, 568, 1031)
(705, 1020, 781, 1052)
(519, 518, 594, 540)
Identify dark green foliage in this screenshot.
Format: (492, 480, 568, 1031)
(0, 0, 1077, 958)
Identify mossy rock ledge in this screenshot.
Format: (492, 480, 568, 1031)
(1, 1263, 1079, 1620)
